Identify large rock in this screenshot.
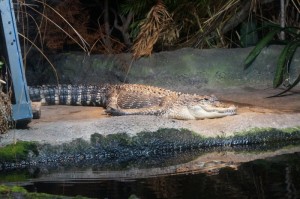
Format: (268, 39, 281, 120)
(27, 46, 300, 91)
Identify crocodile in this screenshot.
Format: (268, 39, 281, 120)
(28, 84, 237, 120)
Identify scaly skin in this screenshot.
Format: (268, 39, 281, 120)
(28, 84, 237, 120)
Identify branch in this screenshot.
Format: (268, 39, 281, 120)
(113, 9, 133, 46)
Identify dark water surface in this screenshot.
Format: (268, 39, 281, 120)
(2, 143, 300, 199)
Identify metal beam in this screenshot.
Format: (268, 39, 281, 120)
(0, 0, 32, 122)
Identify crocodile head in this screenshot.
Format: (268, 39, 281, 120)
(167, 94, 237, 120)
(188, 96, 236, 119)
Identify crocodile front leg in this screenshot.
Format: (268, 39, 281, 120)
(105, 105, 167, 116)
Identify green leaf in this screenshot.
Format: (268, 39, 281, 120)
(244, 28, 281, 69)
(273, 41, 300, 88)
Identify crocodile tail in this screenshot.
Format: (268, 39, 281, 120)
(28, 84, 109, 107)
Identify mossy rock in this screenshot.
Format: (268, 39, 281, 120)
(0, 141, 38, 162)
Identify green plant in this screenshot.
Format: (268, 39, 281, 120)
(244, 26, 300, 97)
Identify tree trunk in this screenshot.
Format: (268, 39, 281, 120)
(280, 0, 285, 40)
(104, 0, 112, 52)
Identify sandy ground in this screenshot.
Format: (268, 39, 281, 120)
(0, 86, 299, 146)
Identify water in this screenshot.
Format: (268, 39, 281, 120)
(2, 143, 300, 199)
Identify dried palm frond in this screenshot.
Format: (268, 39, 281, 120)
(0, 91, 12, 134)
(132, 1, 173, 59)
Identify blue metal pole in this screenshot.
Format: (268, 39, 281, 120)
(0, 0, 32, 122)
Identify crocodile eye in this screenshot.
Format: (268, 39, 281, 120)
(202, 97, 209, 101)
